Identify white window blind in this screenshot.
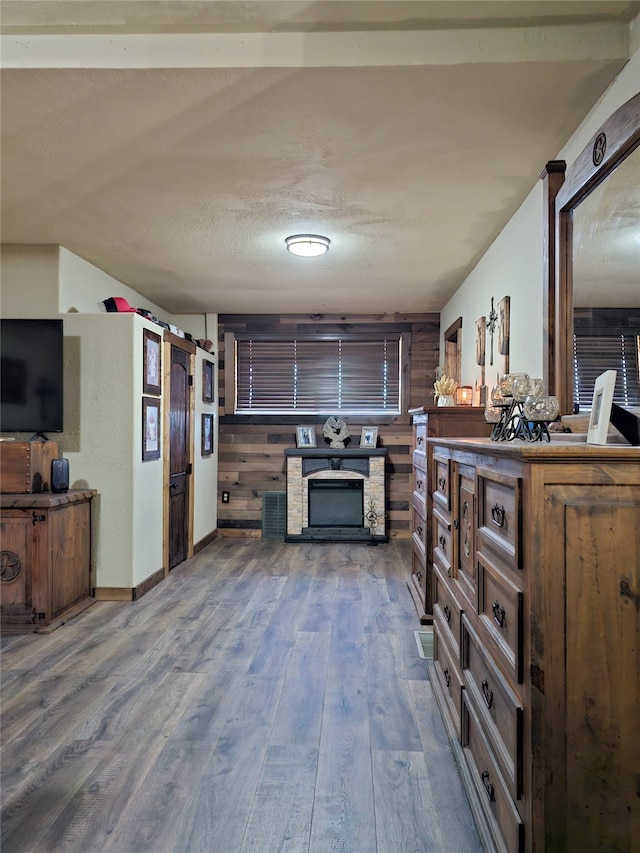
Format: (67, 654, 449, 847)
(235, 336, 402, 414)
(573, 334, 640, 409)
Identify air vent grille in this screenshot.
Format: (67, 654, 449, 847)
(262, 492, 287, 539)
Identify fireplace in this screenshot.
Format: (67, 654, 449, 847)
(308, 479, 363, 527)
(284, 447, 388, 542)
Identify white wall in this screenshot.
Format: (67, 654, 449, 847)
(1, 245, 219, 592)
(440, 38, 640, 396)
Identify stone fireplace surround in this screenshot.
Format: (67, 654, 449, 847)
(284, 447, 388, 542)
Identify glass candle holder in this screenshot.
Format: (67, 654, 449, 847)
(523, 395, 560, 421)
(491, 385, 508, 406)
(500, 373, 529, 397)
(512, 376, 545, 402)
(484, 405, 502, 423)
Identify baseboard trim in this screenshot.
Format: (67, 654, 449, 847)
(194, 528, 218, 554)
(94, 567, 166, 603)
(133, 567, 166, 600)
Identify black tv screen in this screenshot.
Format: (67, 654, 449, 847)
(0, 319, 64, 434)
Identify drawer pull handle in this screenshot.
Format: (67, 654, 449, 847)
(416, 479, 423, 491)
(453, 518, 459, 530)
(492, 600, 506, 628)
(417, 435, 424, 446)
(481, 679, 494, 709)
(491, 504, 506, 528)
(416, 525, 423, 537)
(438, 476, 446, 491)
(481, 770, 495, 802)
(439, 535, 447, 552)
(443, 604, 451, 623)
(443, 667, 451, 688)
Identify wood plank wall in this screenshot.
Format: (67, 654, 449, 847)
(217, 313, 440, 537)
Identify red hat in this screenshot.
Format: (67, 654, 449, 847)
(100, 296, 137, 313)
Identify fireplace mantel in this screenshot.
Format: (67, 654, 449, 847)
(285, 447, 388, 542)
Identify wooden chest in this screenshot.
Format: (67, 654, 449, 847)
(0, 490, 95, 632)
(0, 440, 58, 493)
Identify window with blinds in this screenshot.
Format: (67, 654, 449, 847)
(573, 334, 640, 410)
(234, 335, 403, 414)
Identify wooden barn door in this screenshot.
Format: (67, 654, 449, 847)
(165, 334, 195, 570)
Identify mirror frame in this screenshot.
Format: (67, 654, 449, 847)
(544, 92, 640, 415)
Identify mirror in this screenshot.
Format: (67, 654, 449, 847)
(545, 93, 640, 415)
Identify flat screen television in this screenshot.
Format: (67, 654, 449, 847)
(0, 318, 64, 434)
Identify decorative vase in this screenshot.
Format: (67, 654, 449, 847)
(437, 394, 455, 407)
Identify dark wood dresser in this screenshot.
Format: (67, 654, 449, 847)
(1, 489, 95, 632)
(427, 437, 639, 852)
(408, 407, 491, 623)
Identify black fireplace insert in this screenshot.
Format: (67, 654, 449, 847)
(308, 479, 364, 527)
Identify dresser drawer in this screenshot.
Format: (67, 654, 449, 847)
(414, 422, 427, 454)
(432, 453, 451, 511)
(412, 508, 426, 558)
(433, 559, 462, 657)
(477, 468, 521, 569)
(433, 622, 464, 733)
(462, 693, 525, 853)
(454, 467, 477, 610)
(462, 615, 524, 800)
(477, 553, 524, 684)
(413, 466, 427, 502)
(433, 507, 452, 574)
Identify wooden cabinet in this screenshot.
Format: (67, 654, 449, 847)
(428, 438, 640, 853)
(0, 490, 95, 633)
(408, 407, 491, 623)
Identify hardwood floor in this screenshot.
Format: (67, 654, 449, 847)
(1, 538, 483, 853)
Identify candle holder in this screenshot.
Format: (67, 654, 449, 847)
(486, 386, 559, 443)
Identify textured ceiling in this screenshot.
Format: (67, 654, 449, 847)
(1, 1, 638, 315)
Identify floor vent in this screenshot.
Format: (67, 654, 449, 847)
(262, 491, 287, 539)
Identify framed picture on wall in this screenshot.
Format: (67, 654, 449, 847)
(475, 316, 486, 366)
(201, 413, 214, 456)
(143, 329, 162, 395)
(203, 360, 214, 403)
(498, 295, 511, 356)
(142, 397, 161, 461)
(587, 370, 616, 445)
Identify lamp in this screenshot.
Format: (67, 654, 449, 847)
(285, 234, 330, 257)
(457, 386, 474, 406)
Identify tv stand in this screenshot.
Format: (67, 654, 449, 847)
(28, 433, 50, 442)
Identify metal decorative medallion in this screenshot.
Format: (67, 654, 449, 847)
(593, 132, 607, 166)
(1, 551, 22, 582)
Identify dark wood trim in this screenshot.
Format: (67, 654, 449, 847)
(443, 316, 462, 339)
(540, 160, 566, 403)
(548, 93, 640, 414)
(163, 330, 196, 352)
(194, 528, 218, 554)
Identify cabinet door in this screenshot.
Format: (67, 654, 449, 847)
(540, 483, 640, 851)
(454, 466, 476, 610)
(0, 512, 35, 620)
(49, 502, 91, 616)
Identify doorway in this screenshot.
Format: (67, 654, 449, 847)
(165, 334, 195, 570)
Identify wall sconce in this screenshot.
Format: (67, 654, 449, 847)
(457, 386, 474, 406)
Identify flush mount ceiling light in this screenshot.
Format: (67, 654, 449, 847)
(285, 234, 330, 257)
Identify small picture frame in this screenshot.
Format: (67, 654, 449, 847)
(296, 426, 316, 448)
(202, 360, 214, 403)
(587, 370, 616, 445)
(143, 329, 162, 395)
(360, 426, 378, 448)
(142, 396, 161, 461)
(201, 413, 214, 456)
